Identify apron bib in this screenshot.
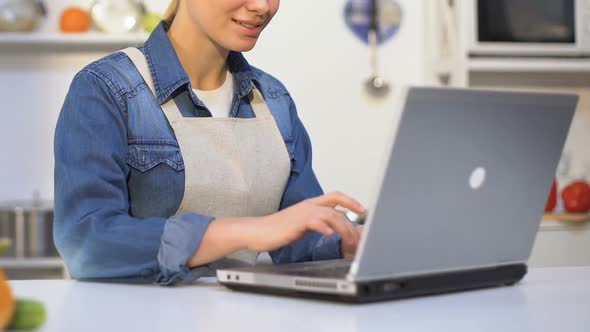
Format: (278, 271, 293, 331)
(122, 48, 291, 268)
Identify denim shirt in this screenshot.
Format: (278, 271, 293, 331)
(54, 22, 341, 285)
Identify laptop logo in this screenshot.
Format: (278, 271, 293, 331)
(469, 167, 486, 190)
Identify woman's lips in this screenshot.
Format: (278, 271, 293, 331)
(232, 19, 264, 37)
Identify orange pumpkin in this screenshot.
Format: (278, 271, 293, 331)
(0, 269, 15, 329)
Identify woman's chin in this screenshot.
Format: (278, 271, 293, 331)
(227, 38, 259, 52)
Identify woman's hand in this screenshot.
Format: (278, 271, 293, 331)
(187, 192, 366, 267)
(244, 192, 367, 254)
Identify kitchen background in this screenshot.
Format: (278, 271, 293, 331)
(0, 0, 588, 279)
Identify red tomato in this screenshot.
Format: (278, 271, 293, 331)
(544, 178, 558, 212)
(561, 180, 590, 213)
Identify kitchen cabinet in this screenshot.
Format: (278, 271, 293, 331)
(0, 257, 66, 279)
(427, 0, 590, 267)
(531, 221, 590, 267)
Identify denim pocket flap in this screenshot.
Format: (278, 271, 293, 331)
(127, 143, 184, 172)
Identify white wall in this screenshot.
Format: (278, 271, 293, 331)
(0, 2, 163, 202)
(0, 0, 427, 206)
(0, 52, 105, 202)
(247, 0, 426, 205)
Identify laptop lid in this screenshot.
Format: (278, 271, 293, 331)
(350, 87, 578, 281)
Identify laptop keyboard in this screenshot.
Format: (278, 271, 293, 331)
(270, 261, 352, 278)
(228, 259, 353, 279)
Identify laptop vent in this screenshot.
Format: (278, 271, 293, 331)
(295, 279, 338, 290)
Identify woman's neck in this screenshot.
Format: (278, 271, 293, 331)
(167, 16, 229, 91)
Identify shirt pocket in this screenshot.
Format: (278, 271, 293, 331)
(126, 140, 185, 218)
(126, 140, 184, 173)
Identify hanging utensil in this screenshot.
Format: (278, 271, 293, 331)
(364, 0, 391, 98)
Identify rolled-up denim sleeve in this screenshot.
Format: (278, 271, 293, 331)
(269, 96, 342, 264)
(54, 69, 212, 285)
(157, 213, 215, 284)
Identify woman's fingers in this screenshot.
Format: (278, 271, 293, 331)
(315, 207, 358, 246)
(336, 209, 361, 244)
(307, 219, 335, 237)
(309, 191, 367, 215)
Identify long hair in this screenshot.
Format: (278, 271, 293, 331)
(164, 0, 179, 22)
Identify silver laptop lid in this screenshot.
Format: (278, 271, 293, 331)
(351, 87, 578, 281)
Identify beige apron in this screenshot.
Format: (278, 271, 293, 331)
(122, 48, 291, 268)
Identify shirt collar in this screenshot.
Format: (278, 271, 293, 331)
(141, 21, 258, 105)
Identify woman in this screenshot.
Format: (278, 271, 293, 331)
(54, 0, 365, 285)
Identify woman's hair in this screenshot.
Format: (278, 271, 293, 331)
(164, 0, 179, 22)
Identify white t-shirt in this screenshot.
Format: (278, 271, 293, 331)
(192, 71, 234, 118)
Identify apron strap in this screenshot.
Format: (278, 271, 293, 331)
(161, 99, 184, 122)
(249, 88, 273, 120)
(122, 47, 272, 122)
(121, 47, 156, 97)
(121, 47, 183, 122)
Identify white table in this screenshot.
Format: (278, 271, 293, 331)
(10, 267, 590, 332)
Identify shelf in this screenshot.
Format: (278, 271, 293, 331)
(0, 257, 64, 269)
(543, 213, 590, 223)
(540, 220, 590, 232)
(467, 58, 590, 73)
(540, 214, 590, 232)
(0, 32, 149, 52)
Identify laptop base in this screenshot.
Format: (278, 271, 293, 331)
(221, 264, 527, 303)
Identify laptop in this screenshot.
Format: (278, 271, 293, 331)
(216, 87, 578, 303)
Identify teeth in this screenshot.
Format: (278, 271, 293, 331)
(237, 21, 258, 28)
